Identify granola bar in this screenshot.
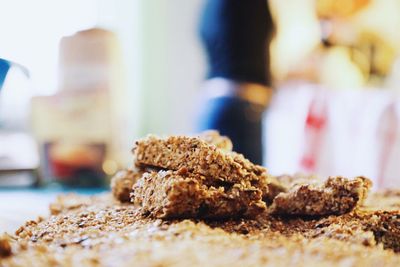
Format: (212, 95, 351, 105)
(4, 128, 400, 267)
(264, 173, 322, 203)
(110, 168, 143, 202)
(269, 176, 372, 216)
(263, 175, 287, 204)
(132, 135, 269, 187)
(131, 168, 266, 219)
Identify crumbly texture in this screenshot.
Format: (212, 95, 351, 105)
(270, 176, 372, 216)
(264, 173, 322, 203)
(198, 130, 233, 152)
(49, 194, 106, 216)
(198, 131, 270, 200)
(213, 209, 400, 252)
(131, 168, 266, 219)
(110, 168, 143, 202)
(110, 132, 234, 204)
(3, 193, 400, 267)
(3, 131, 399, 266)
(357, 210, 400, 252)
(132, 135, 269, 188)
(263, 174, 287, 204)
(295, 210, 400, 252)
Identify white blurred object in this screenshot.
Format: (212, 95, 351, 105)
(57, 28, 127, 167)
(265, 84, 400, 189)
(376, 101, 400, 188)
(0, 62, 39, 187)
(0, 132, 38, 171)
(0, 67, 32, 130)
(264, 84, 314, 175)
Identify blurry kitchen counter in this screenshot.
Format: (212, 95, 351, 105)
(0, 187, 107, 233)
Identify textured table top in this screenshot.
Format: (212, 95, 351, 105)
(0, 188, 106, 233)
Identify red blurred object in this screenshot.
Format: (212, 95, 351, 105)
(300, 95, 328, 172)
(377, 103, 398, 187)
(45, 142, 106, 186)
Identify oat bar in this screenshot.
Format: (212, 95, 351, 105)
(111, 168, 143, 202)
(131, 168, 266, 219)
(264, 173, 323, 203)
(270, 176, 372, 216)
(132, 135, 269, 190)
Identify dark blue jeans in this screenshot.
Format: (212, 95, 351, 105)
(198, 0, 273, 165)
(198, 96, 264, 164)
(199, 0, 273, 85)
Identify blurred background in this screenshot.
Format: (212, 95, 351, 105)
(1, 0, 400, 199)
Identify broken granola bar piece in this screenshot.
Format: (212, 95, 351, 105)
(263, 175, 287, 204)
(131, 168, 266, 219)
(264, 173, 321, 204)
(132, 135, 269, 189)
(111, 168, 143, 202)
(270, 176, 372, 216)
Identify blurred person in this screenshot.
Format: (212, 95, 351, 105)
(198, 0, 274, 164)
(0, 59, 11, 90)
(0, 58, 29, 91)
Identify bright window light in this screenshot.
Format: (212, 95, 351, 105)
(0, 0, 98, 95)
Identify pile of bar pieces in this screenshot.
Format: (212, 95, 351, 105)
(3, 131, 400, 267)
(112, 131, 372, 219)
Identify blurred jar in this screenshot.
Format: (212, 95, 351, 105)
(32, 28, 125, 188)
